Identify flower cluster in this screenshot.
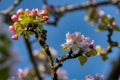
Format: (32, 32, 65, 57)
(61, 32, 94, 54)
(8, 8, 49, 40)
(85, 74, 104, 80)
(97, 11, 120, 31)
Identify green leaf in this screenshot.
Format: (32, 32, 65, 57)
(16, 27, 23, 37)
(61, 45, 68, 51)
(112, 26, 120, 31)
(86, 49, 97, 57)
(96, 25, 106, 32)
(101, 16, 109, 25)
(102, 54, 108, 61)
(14, 22, 20, 27)
(38, 25, 43, 31)
(78, 56, 87, 66)
(38, 16, 45, 22)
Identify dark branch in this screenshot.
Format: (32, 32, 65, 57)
(32, 29, 58, 80)
(55, 50, 82, 70)
(107, 54, 120, 80)
(101, 29, 120, 55)
(23, 37, 42, 80)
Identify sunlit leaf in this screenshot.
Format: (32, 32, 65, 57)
(86, 49, 97, 57)
(102, 54, 108, 61)
(96, 25, 106, 31)
(78, 56, 87, 66)
(112, 26, 120, 31)
(101, 16, 109, 25)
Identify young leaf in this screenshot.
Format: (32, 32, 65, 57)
(112, 26, 120, 31)
(78, 56, 87, 66)
(86, 49, 97, 57)
(16, 27, 23, 37)
(101, 16, 109, 25)
(97, 25, 106, 32)
(102, 54, 108, 61)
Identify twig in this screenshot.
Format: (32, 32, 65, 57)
(55, 50, 82, 70)
(23, 37, 42, 80)
(102, 29, 120, 54)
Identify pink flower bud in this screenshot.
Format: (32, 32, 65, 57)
(11, 14, 18, 22)
(29, 12, 33, 16)
(25, 8, 30, 13)
(8, 25, 16, 34)
(12, 34, 18, 40)
(44, 16, 49, 21)
(16, 8, 23, 16)
(39, 10, 47, 16)
(89, 44, 94, 49)
(32, 8, 38, 14)
(48, 5, 55, 11)
(112, 22, 117, 26)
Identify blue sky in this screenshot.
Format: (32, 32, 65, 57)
(0, 0, 120, 80)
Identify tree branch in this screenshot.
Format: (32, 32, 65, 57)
(1, 0, 22, 14)
(32, 29, 58, 80)
(100, 29, 120, 55)
(46, 0, 120, 26)
(55, 50, 82, 70)
(23, 37, 42, 80)
(107, 53, 120, 80)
